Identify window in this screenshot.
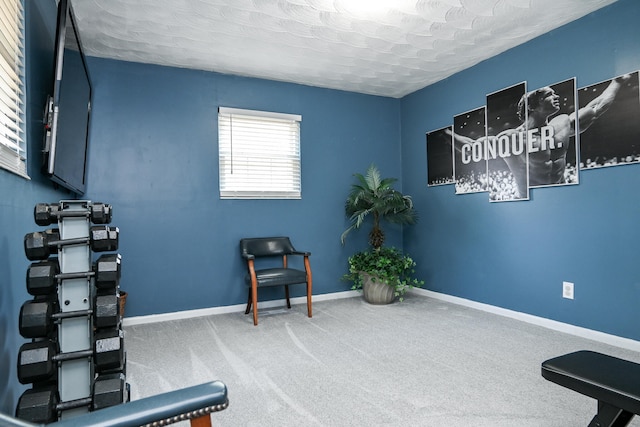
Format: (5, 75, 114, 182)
(0, 0, 28, 178)
(218, 107, 301, 199)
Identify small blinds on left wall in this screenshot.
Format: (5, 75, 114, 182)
(0, 0, 28, 178)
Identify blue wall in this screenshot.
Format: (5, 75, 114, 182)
(83, 58, 402, 317)
(401, 0, 640, 341)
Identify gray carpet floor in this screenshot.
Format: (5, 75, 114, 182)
(123, 295, 640, 426)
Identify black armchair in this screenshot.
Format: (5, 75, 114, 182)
(239, 237, 312, 325)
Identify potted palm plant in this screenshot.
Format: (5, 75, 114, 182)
(341, 164, 423, 303)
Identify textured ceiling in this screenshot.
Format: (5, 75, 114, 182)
(71, 0, 618, 98)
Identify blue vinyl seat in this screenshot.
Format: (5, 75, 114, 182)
(2, 381, 228, 427)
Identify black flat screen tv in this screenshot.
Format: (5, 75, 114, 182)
(42, 0, 92, 195)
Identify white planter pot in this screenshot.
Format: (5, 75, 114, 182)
(361, 272, 395, 304)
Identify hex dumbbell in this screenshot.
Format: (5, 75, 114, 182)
(17, 340, 58, 384)
(19, 294, 120, 339)
(34, 202, 112, 226)
(16, 375, 128, 423)
(18, 330, 124, 384)
(24, 226, 119, 261)
(93, 328, 125, 372)
(25, 259, 59, 296)
(94, 291, 121, 329)
(33, 203, 60, 226)
(14, 386, 59, 423)
(93, 372, 129, 410)
(94, 254, 122, 289)
(19, 299, 57, 338)
(26, 254, 122, 296)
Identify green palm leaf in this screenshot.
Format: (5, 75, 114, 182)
(341, 164, 418, 248)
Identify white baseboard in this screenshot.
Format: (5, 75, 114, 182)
(123, 288, 640, 352)
(411, 288, 640, 352)
(122, 290, 360, 327)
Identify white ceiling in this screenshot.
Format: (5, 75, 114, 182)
(71, 0, 618, 98)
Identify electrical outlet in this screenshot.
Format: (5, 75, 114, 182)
(563, 281, 574, 299)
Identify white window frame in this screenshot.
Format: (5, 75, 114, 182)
(0, 0, 28, 178)
(218, 107, 302, 199)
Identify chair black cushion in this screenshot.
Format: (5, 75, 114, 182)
(244, 268, 307, 288)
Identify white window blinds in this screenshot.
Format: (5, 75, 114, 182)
(0, 0, 27, 178)
(218, 107, 301, 199)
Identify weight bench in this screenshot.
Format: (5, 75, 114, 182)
(542, 350, 640, 427)
(1, 380, 228, 427)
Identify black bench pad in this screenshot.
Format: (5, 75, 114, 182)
(542, 350, 640, 425)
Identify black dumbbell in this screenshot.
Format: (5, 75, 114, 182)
(94, 254, 122, 289)
(24, 229, 59, 261)
(90, 203, 112, 224)
(89, 226, 119, 252)
(26, 259, 59, 296)
(19, 299, 57, 338)
(94, 291, 121, 329)
(94, 328, 125, 373)
(34, 202, 112, 226)
(93, 372, 128, 410)
(16, 375, 128, 423)
(33, 203, 60, 226)
(18, 330, 124, 384)
(24, 226, 119, 261)
(61, 254, 122, 289)
(15, 386, 59, 423)
(19, 295, 119, 339)
(26, 255, 122, 295)
(17, 340, 58, 384)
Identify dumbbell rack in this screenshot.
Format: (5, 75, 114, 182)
(16, 201, 129, 423)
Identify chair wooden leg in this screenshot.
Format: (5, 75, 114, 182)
(252, 283, 259, 325)
(307, 280, 312, 318)
(304, 256, 313, 318)
(285, 285, 291, 309)
(245, 288, 252, 315)
(190, 414, 212, 427)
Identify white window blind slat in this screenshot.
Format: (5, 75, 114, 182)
(0, 0, 27, 178)
(0, 57, 23, 92)
(218, 108, 301, 199)
(0, 98, 22, 125)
